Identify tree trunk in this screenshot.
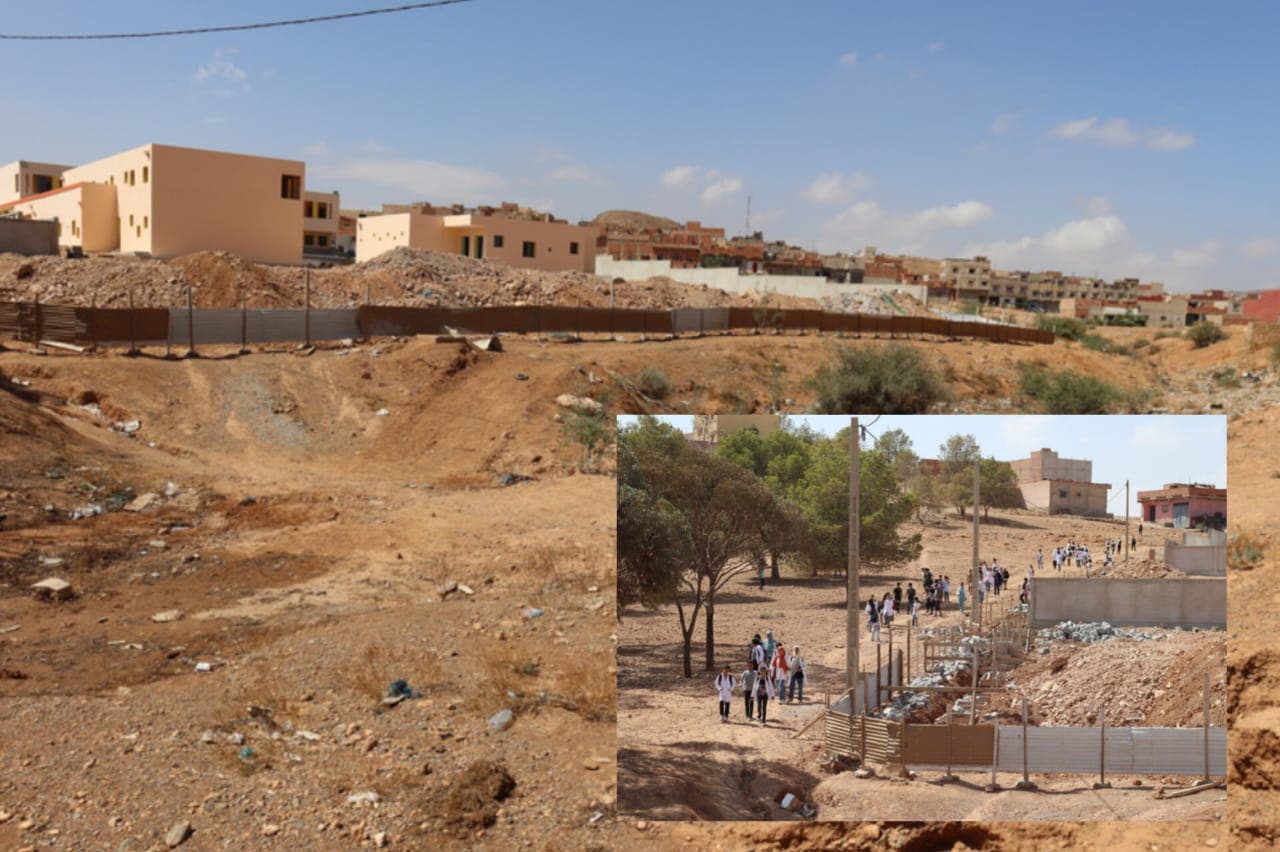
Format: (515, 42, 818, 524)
(770, 551, 780, 581)
(682, 630, 693, 678)
(957, 504, 966, 519)
(704, 586, 716, 672)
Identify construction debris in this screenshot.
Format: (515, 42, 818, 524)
(31, 577, 74, 601)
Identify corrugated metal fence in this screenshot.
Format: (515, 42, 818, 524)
(823, 710, 1226, 777)
(0, 300, 1056, 348)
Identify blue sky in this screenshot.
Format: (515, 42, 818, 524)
(618, 415, 1227, 519)
(2, 2, 1276, 291)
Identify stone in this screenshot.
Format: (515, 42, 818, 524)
(381, 694, 405, 707)
(31, 577, 73, 601)
(555, 394, 602, 414)
(226, 733, 245, 746)
(373, 831, 388, 847)
(152, 610, 184, 623)
(262, 824, 280, 837)
(164, 820, 193, 847)
(125, 493, 160, 512)
(347, 791, 380, 806)
(200, 730, 217, 744)
(488, 709, 515, 732)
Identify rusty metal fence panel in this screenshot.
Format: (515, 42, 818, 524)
(902, 724, 995, 768)
(87, 307, 169, 345)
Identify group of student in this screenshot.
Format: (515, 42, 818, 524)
(864, 569, 960, 641)
(714, 629, 807, 725)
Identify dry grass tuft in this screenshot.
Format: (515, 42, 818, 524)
(552, 654, 616, 723)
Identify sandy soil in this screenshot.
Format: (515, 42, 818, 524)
(0, 341, 619, 850)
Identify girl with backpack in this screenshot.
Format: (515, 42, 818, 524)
(715, 666, 736, 723)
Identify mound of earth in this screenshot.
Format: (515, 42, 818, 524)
(591, 209, 681, 231)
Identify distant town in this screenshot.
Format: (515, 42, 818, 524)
(2, 141, 1277, 326)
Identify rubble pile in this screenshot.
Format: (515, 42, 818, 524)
(1036, 620, 1167, 645)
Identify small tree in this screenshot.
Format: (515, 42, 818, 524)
(810, 344, 949, 414)
(1188, 321, 1227, 348)
(561, 405, 614, 472)
(978, 457, 1022, 520)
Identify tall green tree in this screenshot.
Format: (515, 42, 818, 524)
(978, 457, 1023, 520)
(939, 434, 982, 518)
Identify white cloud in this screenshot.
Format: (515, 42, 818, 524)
(1050, 116, 1195, 151)
(1085, 195, 1113, 216)
(660, 165, 699, 187)
(301, 141, 331, 158)
(803, 171, 871, 204)
(839, 51, 859, 65)
(911, 200, 994, 228)
(660, 166, 744, 203)
(1242, 237, 1280, 259)
(990, 113, 1014, 136)
(325, 159, 505, 203)
(701, 176, 743, 203)
(819, 198, 993, 254)
(927, 41, 944, 51)
(1171, 240, 1219, 268)
(195, 48, 248, 87)
(550, 163, 594, 181)
(1145, 129, 1196, 151)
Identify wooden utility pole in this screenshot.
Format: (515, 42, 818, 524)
(304, 267, 312, 348)
(972, 460, 981, 630)
(847, 417, 860, 697)
(185, 286, 195, 358)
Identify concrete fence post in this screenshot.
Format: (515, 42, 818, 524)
(1203, 671, 1211, 782)
(304, 267, 312, 348)
(1094, 704, 1111, 789)
(127, 291, 137, 356)
(185, 286, 195, 358)
(33, 294, 42, 345)
(240, 289, 248, 354)
(1015, 697, 1037, 790)
(985, 715, 1002, 792)
(940, 709, 958, 783)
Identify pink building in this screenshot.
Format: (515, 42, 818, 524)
(1137, 483, 1226, 529)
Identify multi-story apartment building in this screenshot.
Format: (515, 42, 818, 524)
(940, 256, 992, 298)
(356, 204, 601, 273)
(0, 144, 316, 264)
(0, 160, 72, 205)
(303, 190, 340, 253)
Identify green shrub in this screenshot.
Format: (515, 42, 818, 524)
(810, 344, 949, 413)
(636, 366, 671, 399)
(1132, 338, 1150, 350)
(1153, 329, 1178, 340)
(1212, 367, 1240, 389)
(1018, 364, 1133, 413)
(1035, 315, 1088, 341)
(1188, 321, 1227, 348)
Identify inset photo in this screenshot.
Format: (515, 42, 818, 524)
(617, 414, 1226, 822)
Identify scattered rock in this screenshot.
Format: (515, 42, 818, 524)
(347, 791, 380, 806)
(164, 820, 193, 847)
(521, 607, 543, 620)
(487, 709, 515, 732)
(262, 824, 280, 837)
(31, 577, 74, 601)
(555, 394, 602, 414)
(125, 493, 160, 512)
(152, 610, 184, 623)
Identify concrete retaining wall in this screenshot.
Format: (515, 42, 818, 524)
(1164, 541, 1227, 576)
(0, 218, 59, 256)
(1030, 577, 1225, 628)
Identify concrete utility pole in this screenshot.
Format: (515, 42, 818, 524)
(972, 459, 981, 630)
(1125, 480, 1130, 563)
(847, 417, 861, 698)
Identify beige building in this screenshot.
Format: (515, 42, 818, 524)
(1137, 297, 1188, 328)
(941, 256, 992, 295)
(1008, 448, 1110, 518)
(689, 415, 780, 444)
(357, 207, 600, 273)
(0, 144, 312, 264)
(0, 160, 72, 205)
(303, 190, 339, 252)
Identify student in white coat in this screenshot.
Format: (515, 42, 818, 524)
(753, 664, 776, 725)
(715, 666, 736, 723)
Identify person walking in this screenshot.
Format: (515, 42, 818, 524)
(893, 583, 903, 610)
(788, 646, 806, 703)
(715, 666, 735, 723)
(764, 630, 778, 666)
(740, 664, 758, 720)
(771, 642, 790, 699)
(750, 634, 766, 670)
(1036, 548, 1044, 573)
(957, 582, 967, 614)
(942, 576, 951, 604)
(753, 664, 775, 725)
(911, 596, 921, 627)
(867, 596, 881, 642)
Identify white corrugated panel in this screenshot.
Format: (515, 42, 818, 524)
(169, 309, 360, 346)
(998, 726, 1226, 776)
